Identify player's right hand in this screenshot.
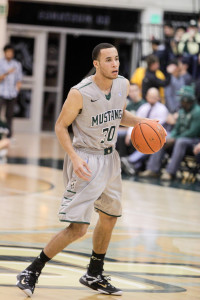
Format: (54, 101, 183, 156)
(72, 156, 92, 181)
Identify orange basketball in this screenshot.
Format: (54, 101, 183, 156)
(131, 120, 166, 154)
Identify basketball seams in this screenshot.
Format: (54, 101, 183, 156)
(143, 123, 162, 148)
(139, 123, 155, 153)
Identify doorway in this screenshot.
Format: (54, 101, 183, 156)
(7, 30, 47, 134)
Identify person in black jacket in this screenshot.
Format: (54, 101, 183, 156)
(142, 55, 174, 100)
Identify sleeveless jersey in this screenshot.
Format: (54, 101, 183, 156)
(71, 75, 127, 150)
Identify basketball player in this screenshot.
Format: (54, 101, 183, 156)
(16, 43, 148, 296)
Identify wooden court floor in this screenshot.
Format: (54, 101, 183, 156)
(0, 133, 200, 300)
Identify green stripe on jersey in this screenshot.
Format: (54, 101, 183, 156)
(78, 82, 92, 90)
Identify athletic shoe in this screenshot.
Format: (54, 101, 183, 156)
(16, 269, 40, 297)
(161, 171, 174, 181)
(139, 169, 160, 178)
(120, 157, 135, 176)
(79, 272, 122, 295)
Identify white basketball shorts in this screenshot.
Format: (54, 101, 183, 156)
(58, 148, 122, 224)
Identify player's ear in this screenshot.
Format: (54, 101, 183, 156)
(93, 60, 99, 69)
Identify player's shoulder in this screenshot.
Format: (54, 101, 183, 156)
(73, 76, 93, 91)
(116, 75, 127, 81)
(115, 75, 129, 87)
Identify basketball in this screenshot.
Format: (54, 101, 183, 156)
(131, 120, 166, 154)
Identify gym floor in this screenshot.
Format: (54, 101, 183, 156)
(0, 133, 200, 299)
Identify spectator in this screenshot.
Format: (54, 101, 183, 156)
(0, 44, 23, 137)
(163, 22, 175, 64)
(130, 55, 166, 101)
(116, 83, 145, 157)
(194, 77, 200, 104)
(140, 85, 200, 180)
(120, 88, 169, 175)
(193, 142, 200, 164)
(164, 59, 186, 114)
(0, 119, 10, 163)
(125, 84, 146, 114)
(179, 57, 193, 85)
(142, 54, 174, 101)
(151, 39, 167, 74)
(178, 19, 200, 79)
(171, 26, 186, 57)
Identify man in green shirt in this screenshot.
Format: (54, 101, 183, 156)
(116, 83, 145, 158)
(141, 85, 200, 180)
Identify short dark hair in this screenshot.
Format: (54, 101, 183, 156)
(146, 54, 159, 68)
(168, 58, 178, 66)
(3, 44, 14, 52)
(151, 39, 160, 46)
(164, 22, 174, 29)
(92, 43, 116, 61)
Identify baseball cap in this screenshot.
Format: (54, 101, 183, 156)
(177, 85, 195, 101)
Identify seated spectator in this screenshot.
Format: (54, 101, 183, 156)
(116, 83, 145, 157)
(195, 77, 200, 104)
(142, 54, 175, 101)
(130, 55, 166, 102)
(163, 22, 176, 64)
(171, 26, 186, 57)
(193, 142, 200, 164)
(0, 119, 10, 163)
(151, 39, 167, 74)
(179, 57, 193, 85)
(126, 83, 146, 115)
(140, 85, 200, 180)
(120, 88, 169, 175)
(165, 59, 188, 114)
(178, 19, 200, 79)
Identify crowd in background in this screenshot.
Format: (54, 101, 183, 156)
(0, 18, 200, 181)
(118, 19, 200, 181)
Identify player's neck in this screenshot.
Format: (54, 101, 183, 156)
(92, 74, 113, 95)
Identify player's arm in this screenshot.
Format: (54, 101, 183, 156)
(120, 109, 145, 127)
(55, 88, 91, 181)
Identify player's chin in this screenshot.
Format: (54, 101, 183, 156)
(111, 71, 118, 78)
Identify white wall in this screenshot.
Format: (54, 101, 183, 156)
(0, 0, 8, 57)
(16, 0, 197, 12)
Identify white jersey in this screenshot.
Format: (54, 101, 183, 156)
(71, 75, 127, 150)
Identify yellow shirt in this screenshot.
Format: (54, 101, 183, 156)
(130, 67, 165, 103)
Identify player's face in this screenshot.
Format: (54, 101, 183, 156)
(95, 47, 120, 79)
